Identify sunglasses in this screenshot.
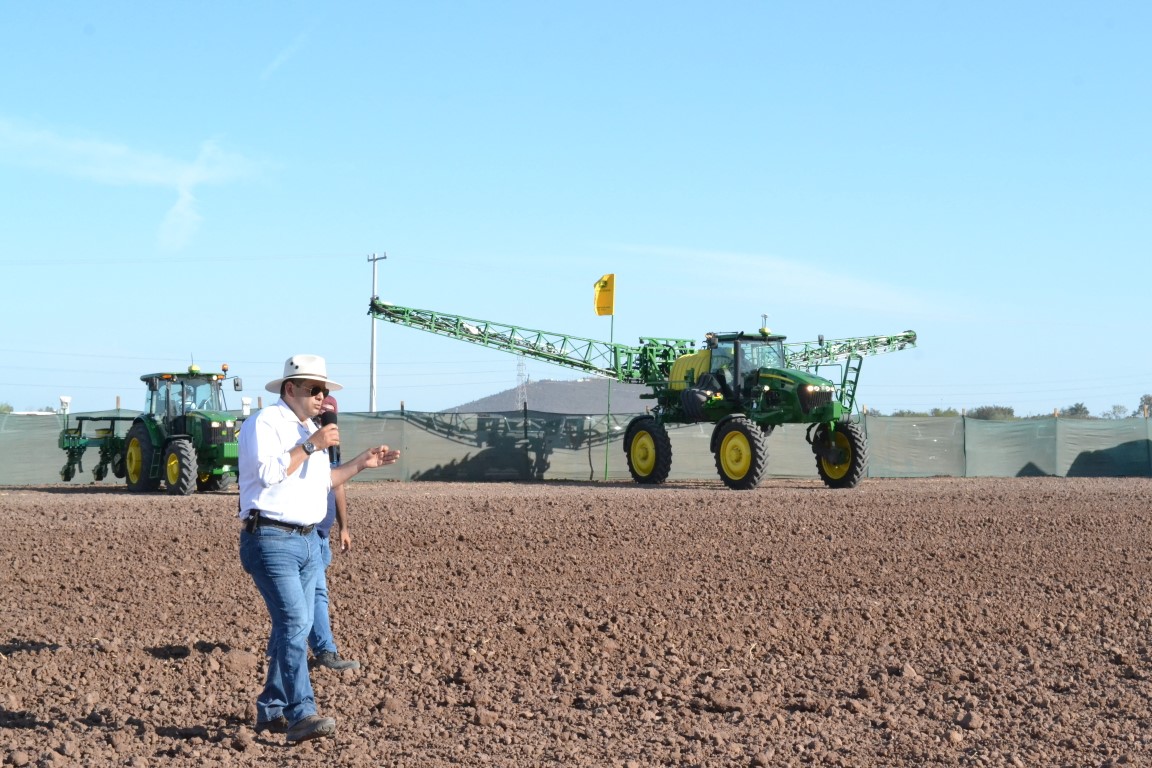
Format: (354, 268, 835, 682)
(292, 381, 330, 398)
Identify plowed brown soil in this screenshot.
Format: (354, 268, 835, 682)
(3, 478, 1152, 767)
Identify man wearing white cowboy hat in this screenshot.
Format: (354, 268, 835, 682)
(237, 353, 400, 744)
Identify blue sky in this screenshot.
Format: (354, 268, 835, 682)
(2, 2, 1149, 417)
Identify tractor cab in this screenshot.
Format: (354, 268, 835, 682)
(706, 332, 787, 402)
(141, 365, 240, 425)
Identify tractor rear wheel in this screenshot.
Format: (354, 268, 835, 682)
(713, 417, 769, 490)
(813, 421, 868, 489)
(125, 423, 161, 492)
(623, 417, 672, 485)
(164, 439, 198, 496)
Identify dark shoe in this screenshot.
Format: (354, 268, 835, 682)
(312, 650, 361, 670)
(286, 714, 335, 744)
(254, 715, 289, 735)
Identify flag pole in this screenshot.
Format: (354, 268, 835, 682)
(604, 314, 614, 481)
(594, 273, 616, 483)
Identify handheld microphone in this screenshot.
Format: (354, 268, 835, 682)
(320, 396, 340, 464)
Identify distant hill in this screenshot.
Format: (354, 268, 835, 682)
(445, 378, 652, 415)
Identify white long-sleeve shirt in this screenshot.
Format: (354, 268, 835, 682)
(237, 399, 330, 526)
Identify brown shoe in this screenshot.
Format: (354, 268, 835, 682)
(286, 714, 335, 743)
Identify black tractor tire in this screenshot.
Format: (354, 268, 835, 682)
(125, 423, 161, 492)
(712, 417, 769, 490)
(813, 420, 868, 489)
(623, 417, 672, 485)
(60, 463, 76, 482)
(164, 439, 198, 496)
(197, 473, 235, 492)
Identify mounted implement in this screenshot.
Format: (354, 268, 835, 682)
(59, 364, 244, 494)
(368, 298, 915, 490)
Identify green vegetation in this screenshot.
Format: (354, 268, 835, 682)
(967, 406, 1015, 420)
(0, 402, 59, 414)
(868, 396, 1152, 420)
(1137, 394, 1152, 417)
(883, 407, 961, 418)
(1059, 403, 1091, 419)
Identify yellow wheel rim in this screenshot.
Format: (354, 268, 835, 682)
(720, 431, 751, 480)
(126, 439, 143, 484)
(631, 431, 656, 476)
(820, 431, 852, 480)
(166, 451, 182, 486)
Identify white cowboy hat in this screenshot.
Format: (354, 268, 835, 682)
(265, 354, 344, 393)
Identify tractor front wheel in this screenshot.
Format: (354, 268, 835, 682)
(125, 423, 161, 492)
(812, 421, 868, 489)
(623, 417, 672, 485)
(164, 440, 198, 496)
(713, 417, 769, 490)
(198, 473, 235, 492)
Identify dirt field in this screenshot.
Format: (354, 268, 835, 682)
(3, 477, 1152, 767)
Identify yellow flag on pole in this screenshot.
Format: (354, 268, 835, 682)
(594, 273, 615, 316)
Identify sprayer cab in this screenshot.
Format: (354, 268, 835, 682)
(665, 331, 843, 425)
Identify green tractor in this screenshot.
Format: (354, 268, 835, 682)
(59, 364, 244, 494)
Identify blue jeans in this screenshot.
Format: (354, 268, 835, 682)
(239, 527, 322, 724)
(308, 534, 337, 655)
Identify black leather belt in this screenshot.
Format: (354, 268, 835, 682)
(244, 512, 315, 536)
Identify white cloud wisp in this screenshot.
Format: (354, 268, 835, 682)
(0, 119, 254, 250)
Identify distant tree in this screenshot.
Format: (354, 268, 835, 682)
(890, 409, 930, 417)
(1136, 394, 1152, 418)
(0, 402, 11, 413)
(967, 405, 1015, 420)
(930, 407, 960, 417)
(1059, 403, 1091, 419)
(1100, 405, 1129, 420)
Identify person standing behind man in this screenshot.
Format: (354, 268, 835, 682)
(308, 395, 360, 671)
(238, 354, 400, 744)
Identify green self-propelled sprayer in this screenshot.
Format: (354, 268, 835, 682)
(368, 298, 916, 490)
